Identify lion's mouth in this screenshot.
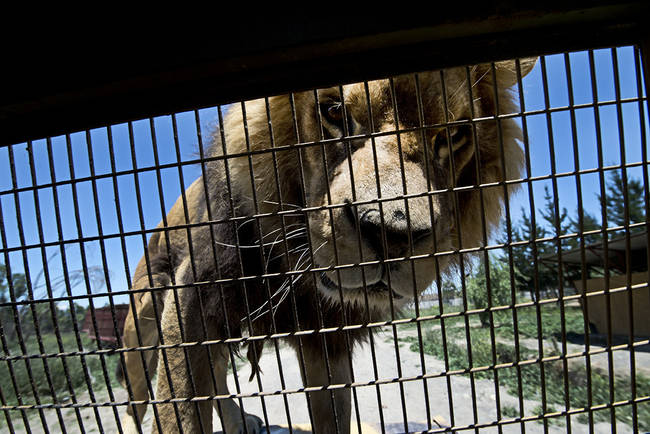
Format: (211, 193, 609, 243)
(318, 272, 404, 300)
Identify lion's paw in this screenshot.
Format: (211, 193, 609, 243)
(241, 413, 263, 434)
(120, 413, 141, 434)
(225, 412, 263, 434)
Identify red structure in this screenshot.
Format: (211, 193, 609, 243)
(81, 304, 130, 347)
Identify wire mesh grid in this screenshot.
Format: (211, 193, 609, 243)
(0, 45, 649, 434)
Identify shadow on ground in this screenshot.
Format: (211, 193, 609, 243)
(564, 332, 650, 352)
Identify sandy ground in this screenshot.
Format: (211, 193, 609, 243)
(5, 327, 646, 433)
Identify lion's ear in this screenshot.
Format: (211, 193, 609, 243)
(491, 57, 538, 89)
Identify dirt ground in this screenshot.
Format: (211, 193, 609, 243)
(5, 327, 645, 433)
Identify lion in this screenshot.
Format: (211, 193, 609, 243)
(116, 58, 537, 434)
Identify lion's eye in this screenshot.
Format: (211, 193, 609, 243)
(434, 126, 469, 157)
(320, 101, 346, 129)
(434, 127, 461, 147)
(326, 103, 343, 122)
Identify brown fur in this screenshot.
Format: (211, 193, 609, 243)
(117, 59, 536, 433)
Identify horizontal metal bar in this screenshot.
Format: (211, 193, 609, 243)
(3, 282, 648, 361)
(2, 94, 646, 198)
(2, 354, 647, 409)
(1, 221, 645, 312)
(1, 161, 646, 257)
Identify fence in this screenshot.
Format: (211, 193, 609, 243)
(1, 8, 649, 434)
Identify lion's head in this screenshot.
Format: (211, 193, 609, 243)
(217, 59, 536, 312)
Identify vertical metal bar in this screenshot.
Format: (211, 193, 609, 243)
(409, 74, 438, 432)
(169, 113, 212, 434)
(45, 137, 96, 434)
(611, 46, 638, 430)
(6, 142, 58, 434)
(108, 123, 162, 434)
(641, 39, 650, 104)
(63, 133, 108, 433)
(313, 88, 363, 434)
(236, 100, 278, 431)
(0, 364, 16, 432)
(634, 43, 650, 434)
(192, 109, 243, 430)
(517, 57, 548, 431)
(335, 82, 381, 428)
(468, 63, 510, 433)
(439, 68, 481, 433)
(413, 73, 457, 429)
(363, 80, 404, 432)
(563, 51, 595, 431)
(286, 92, 336, 431)
(509, 59, 530, 433)
(214, 104, 267, 432)
(588, 48, 617, 431)
(538, 55, 572, 429)
(0, 280, 31, 432)
(84, 129, 130, 432)
(142, 117, 184, 430)
(336, 84, 383, 434)
(246, 96, 294, 431)
(24, 141, 70, 433)
(386, 76, 426, 433)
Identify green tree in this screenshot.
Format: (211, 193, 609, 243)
(0, 264, 27, 302)
(501, 211, 557, 301)
(601, 169, 645, 229)
(0, 264, 27, 341)
(441, 278, 460, 304)
(570, 211, 602, 246)
(541, 185, 577, 250)
(1, 256, 105, 343)
(467, 257, 514, 327)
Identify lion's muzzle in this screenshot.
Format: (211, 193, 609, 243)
(344, 199, 433, 260)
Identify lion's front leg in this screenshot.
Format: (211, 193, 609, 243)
(298, 338, 352, 434)
(152, 288, 213, 434)
(211, 345, 263, 434)
(119, 296, 159, 434)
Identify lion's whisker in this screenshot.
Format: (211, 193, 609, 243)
(255, 224, 306, 243)
(263, 228, 308, 271)
(261, 199, 303, 209)
(264, 229, 301, 273)
(246, 240, 327, 323)
(214, 229, 306, 250)
(266, 247, 307, 273)
(250, 245, 311, 319)
(236, 217, 257, 231)
(258, 225, 307, 268)
(447, 65, 488, 108)
(247, 272, 304, 322)
(257, 227, 307, 246)
(268, 244, 309, 263)
(237, 214, 304, 231)
(241, 195, 304, 211)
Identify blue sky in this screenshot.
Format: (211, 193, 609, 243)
(0, 46, 647, 307)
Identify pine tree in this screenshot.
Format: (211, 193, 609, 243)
(500, 210, 557, 301)
(0, 264, 27, 341)
(541, 185, 576, 250)
(601, 169, 645, 230)
(466, 256, 513, 327)
(569, 210, 602, 246)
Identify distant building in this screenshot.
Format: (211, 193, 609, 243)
(81, 304, 130, 348)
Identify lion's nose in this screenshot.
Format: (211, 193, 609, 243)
(344, 201, 431, 259)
